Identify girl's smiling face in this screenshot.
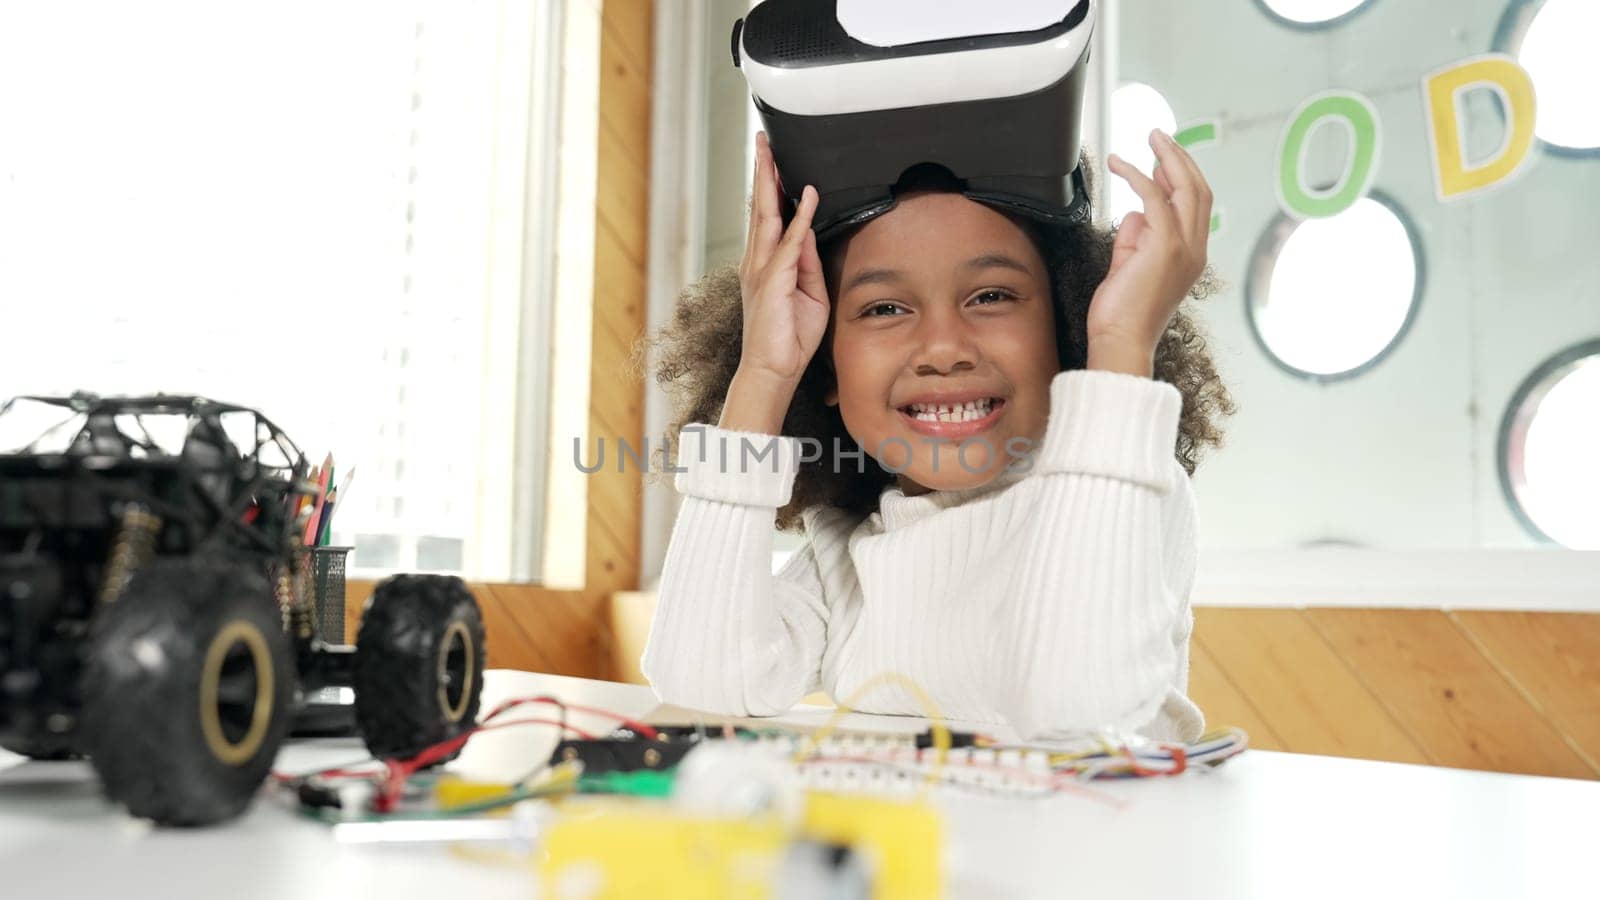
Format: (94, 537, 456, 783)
(823, 190, 1061, 495)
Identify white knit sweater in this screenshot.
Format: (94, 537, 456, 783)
(641, 368, 1205, 743)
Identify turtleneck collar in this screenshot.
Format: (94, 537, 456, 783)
(871, 457, 1035, 532)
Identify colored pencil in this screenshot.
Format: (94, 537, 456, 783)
(303, 453, 333, 546)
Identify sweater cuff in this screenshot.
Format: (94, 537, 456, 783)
(674, 424, 802, 508)
(1036, 369, 1182, 492)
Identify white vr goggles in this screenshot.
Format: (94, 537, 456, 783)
(734, 0, 1098, 243)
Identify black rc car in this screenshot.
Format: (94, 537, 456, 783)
(0, 393, 486, 826)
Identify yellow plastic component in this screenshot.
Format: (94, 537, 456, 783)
(802, 793, 942, 900)
(539, 804, 787, 899)
(433, 776, 517, 811)
(537, 794, 942, 900)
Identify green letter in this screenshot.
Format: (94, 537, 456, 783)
(1174, 120, 1223, 234)
(1276, 91, 1381, 219)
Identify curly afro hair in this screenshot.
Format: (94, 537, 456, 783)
(637, 163, 1236, 531)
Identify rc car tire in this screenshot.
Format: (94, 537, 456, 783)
(81, 558, 292, 826)
(353, 575, 485, 762)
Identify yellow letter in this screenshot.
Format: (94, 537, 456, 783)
(1423, 54, 1537, 201)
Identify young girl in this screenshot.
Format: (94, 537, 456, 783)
(641, 129, 1232, 742)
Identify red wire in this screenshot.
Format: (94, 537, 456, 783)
(390, 717, 598, 778)
(1117, 742, 1184, 778)
(370, 716, 600, 812)
(279, 695, 659, 813)
(274, 716, 597, 789)
(489, 716, 600, 741)
(1168, 746, 1188, 776)
(482, 695, 660, 740)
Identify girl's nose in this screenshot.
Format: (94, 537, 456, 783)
(912, 310, 979, 376)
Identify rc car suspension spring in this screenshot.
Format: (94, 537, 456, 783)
(291, 596, 315, 642)
(99, 504, 162, 605)
(282, 555, 316, 641)
(275, 567, 296, 631)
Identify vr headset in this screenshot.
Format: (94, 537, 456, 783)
(733, 0, 1098, 243)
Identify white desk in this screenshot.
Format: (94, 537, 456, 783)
(3, 671, 1596, 899)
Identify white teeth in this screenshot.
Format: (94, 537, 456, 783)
(906, 399, 996, 423)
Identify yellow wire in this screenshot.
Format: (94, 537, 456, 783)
(447, 843, 527, 868)
(791, 671, 951, 793)
(435, 761, 581, 812)
(1046, 725, 1250, 769)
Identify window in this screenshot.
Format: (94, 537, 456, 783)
(1245, 194, 1422, 380)
(1500, 0, 1600, 153)
(1255, 0, 1374, 28)
(1498, 341, 1600, 550)
(1107, 82, 1179, 225)
(0, 1, 569, 581)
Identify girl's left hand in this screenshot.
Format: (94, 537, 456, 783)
(1086, 129, 1213, 378)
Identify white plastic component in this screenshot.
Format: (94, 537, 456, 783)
(741, 0, 1096, 116)
(672, 743, 804, 825)
(837, 0, 1078, 48)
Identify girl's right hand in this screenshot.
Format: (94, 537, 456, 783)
(736, 131, 831, 388)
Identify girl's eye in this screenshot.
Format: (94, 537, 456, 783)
(971, 290, 1015, 306)
(863, 302, 903, 317)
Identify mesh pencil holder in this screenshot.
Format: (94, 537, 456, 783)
(298, 546, 353, 645)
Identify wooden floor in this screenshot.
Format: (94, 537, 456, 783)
(1190, 608, 1600, 780)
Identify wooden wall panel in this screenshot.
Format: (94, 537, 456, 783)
(476, 585, 613, 679)
(602, 595, 1600, 781)
(1187, 639, 1287, 751)
(600, 0, 652, 86)
(1450, 611, 1600, 774)
(582, 0, 653, 608)
(583, 0, 653, 603)
(593, 225, 647, 340)
(598, 18, 653, 169)
(1305, 609, 1595, 778)
(1192, 608, 1432, 764)
(595, 127, 650, 266)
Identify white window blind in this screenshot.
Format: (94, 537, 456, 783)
(0, 1, 559, 581)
